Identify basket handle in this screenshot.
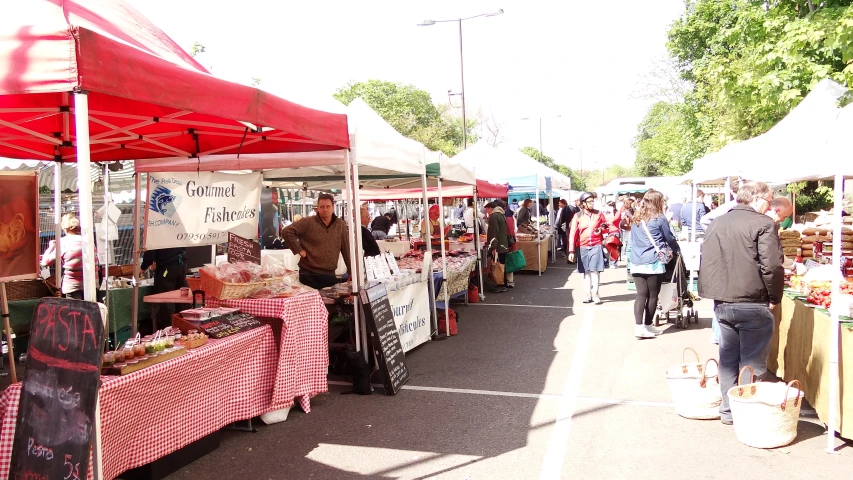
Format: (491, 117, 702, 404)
(735, 366, 756, 397)
(780, 380, 802, 411)
(699, 358, 719, 388)
(682, 347, 700, 364)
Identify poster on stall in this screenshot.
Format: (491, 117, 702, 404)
(387, 280, 431, 353)
(144, 172, 261, 249)
(0, 172, 39, 282)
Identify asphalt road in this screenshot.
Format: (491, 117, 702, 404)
(164, 262, 852, 479)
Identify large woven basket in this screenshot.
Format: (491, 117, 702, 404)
(728, 366, 804, 449)
(198, 269, 284, 300)
(3, 279, 51, 301)
(665, 348, 722, 420)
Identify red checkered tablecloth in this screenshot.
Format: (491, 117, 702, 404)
(207, 292, 329, 412)
(0, 325, 278, 480)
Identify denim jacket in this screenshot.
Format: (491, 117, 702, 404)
(629, 215, 679, 266)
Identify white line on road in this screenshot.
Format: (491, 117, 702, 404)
(539, 308, 594, 480)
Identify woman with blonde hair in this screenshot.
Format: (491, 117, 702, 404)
(41, 213, 87, 299)
(630, 190, 679, 339)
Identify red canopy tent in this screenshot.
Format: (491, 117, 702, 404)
(359, 180, 508, 201)
(0, 0, 350, 355)
(0, 0, 349, 162)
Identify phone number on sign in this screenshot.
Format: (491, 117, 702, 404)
(175, 232, 229, 241)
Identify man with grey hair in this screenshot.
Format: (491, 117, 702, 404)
(699, 181, 783, 425)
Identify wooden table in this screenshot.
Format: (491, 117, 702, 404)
(516, 237, 550, 273)
(768, 293, 852, 440)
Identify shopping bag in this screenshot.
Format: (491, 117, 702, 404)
(658, 282, 678, 313)
(486, 252, 505, 285)
(505, 250, 527, 273)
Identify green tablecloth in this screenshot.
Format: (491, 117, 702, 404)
(7, 285, 155, 336)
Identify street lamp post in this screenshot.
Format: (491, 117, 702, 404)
(522, 115, 561, 161)
(418, 9, 504, 150)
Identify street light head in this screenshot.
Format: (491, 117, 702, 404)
(417, 19, 436, 26)
(485, 9, 504, 17)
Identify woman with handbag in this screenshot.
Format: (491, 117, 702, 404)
(497, 200, 519, 288)
(630, 190, 679, 339)
(485, 202, 509, 293)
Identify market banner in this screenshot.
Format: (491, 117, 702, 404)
(387, 280, 431, 353)
(0, 172, 39, 282)
(144, 172, 261, 249)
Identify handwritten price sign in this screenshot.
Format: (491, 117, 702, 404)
(227, 232, 261, 265)
(9, 298, 105, 480)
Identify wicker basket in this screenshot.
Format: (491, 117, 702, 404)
(665, 350, 722, 420)
(728, 366, 804, 449)
(3, 279, 51, 301)
(199, 269, 268, 299)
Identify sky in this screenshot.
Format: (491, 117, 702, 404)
(129, 0, 687, 172)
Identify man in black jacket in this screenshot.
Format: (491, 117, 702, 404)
(141, 247, 188, 332)
(699, 181, 782, 425)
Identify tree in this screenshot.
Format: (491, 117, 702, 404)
(633, 101, 707, 176)
(250, 77, 261, 87)
(481, 109, 507, 147)
(333, 80, 478, 156)
(190, 41, 206, 57)
(519, 147, 586, 191)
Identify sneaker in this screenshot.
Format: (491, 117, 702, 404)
(610, 263, 618, 269)
(721, 417, 733, 426)
(593, 295, 602, 305)
(644, 324, 662, 336)
(491, 286, 508, 293)
(507, 283, 515, 288)
(583, 296, 593, 304)
(634, 325, 655, 339)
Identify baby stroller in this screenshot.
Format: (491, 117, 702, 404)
(655, 253, 699, 329)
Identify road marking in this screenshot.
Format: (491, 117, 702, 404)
(471, 303, 716, 316)
(539, 308, 594, 480)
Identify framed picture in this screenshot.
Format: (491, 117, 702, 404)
(0, 172, 39, 282)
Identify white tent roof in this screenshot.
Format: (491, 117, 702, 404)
(685, 79, 848, 184)
(1, 158, 137, 193)
(450, 141, 572, 190)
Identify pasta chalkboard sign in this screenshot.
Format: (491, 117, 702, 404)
(198, 313, 263, 339)
(359, 283, 409, 395)
(227, 232, 261, 265)
(9, 298, 105, 480)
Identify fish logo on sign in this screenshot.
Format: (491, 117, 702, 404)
(149, 185, 182, 218)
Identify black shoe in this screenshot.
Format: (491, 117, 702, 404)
(491, 286, 508, 293)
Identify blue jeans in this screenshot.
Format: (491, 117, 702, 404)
(716, 302, 774, 422)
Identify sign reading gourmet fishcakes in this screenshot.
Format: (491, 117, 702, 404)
(144, 172, 261, 249)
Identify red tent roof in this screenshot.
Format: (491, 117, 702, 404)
(0, 0, 349, 162)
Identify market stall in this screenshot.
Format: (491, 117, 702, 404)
(1, 3, 350, 478)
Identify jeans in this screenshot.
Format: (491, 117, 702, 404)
(716, 302, 774, 421)
(621, 232, 630, 262)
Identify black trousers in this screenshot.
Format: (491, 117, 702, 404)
(299, 270, 340, 290)
(632, 273, 664, 325)
(151, 263, 188, 331)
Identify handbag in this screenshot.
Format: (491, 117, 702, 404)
(641, 219, 674, 264)
(486, 251, 506, 285)
(505, 250, 526, 273)
(508, 234, 516, 247)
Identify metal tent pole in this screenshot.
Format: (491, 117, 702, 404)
(131, 172, 141, 337)
(54, 163, 63, 292)
(74, 92, 97, 302)
(344, 151, 362, 358)
(437, 177, 450, 336)
(536, 180, 541, 276)
(420, 156, 437, 336)
(351, 155, 368, 361)
(473, 187, 485, 301)
(826, 173, 843, 453)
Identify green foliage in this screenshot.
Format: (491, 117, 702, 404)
(787, 181, 836, 212)
(38, 185, 51, 195)
(518, 147, 586, 191)
(636, 1, 853, 175)
(333, 80, 477, 156)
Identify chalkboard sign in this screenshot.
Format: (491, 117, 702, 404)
(360, 283, 409, 395)
(227, 232, 261, 265)
(198, 313, 264, 339)
(9, 298, 105, 480)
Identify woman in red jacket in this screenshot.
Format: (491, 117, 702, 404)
(568, 192, 608, 304)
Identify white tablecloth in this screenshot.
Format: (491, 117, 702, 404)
(376, 240, 411, 257)
(217, 250, 347, 275)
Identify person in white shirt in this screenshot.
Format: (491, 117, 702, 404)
(463, 198, 484, 234)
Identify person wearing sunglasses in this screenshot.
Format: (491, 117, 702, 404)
(568, 192, 608, 304)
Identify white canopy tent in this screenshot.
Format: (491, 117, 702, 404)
(685, 79, 848, 184)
